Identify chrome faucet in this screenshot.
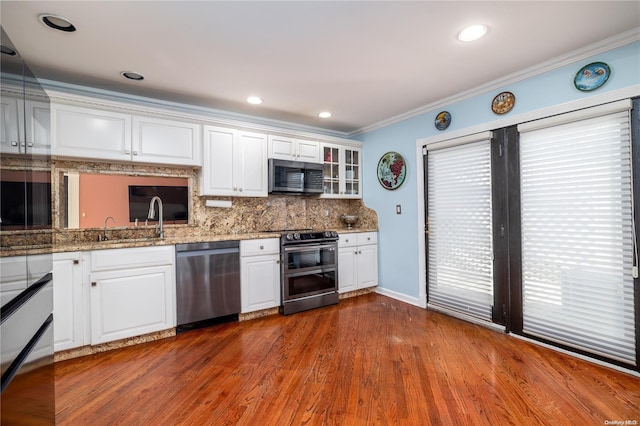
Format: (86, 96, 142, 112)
(100, 216, 115, 241)
(147, 196, 164, 239)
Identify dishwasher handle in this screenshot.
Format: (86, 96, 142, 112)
(175, 241, 240, 252)
(176, 247, 239, 258)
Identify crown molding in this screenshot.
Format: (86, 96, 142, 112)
(350, 28, 640, 137)
(39, 79, 352, 143)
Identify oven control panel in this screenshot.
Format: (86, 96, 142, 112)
(282, 230, 338, 244)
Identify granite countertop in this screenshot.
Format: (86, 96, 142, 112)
(1, 227, 379, 256)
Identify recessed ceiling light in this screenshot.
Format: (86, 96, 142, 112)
(247, 96, 263, 105)
(120, 71, 144, 81)
(457, 24, 487, 42)
(0, 45, 17, 56)
(318, 112, 332, 118)
(39, 14, 76, 32)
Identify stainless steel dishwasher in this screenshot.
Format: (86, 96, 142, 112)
(175, 241, 240, 331)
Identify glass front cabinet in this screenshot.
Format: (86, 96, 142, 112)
(321, 143, 362, 198)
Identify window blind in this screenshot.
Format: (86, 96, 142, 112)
(427, 138, 494, 321)
(518, 106, 636, 365)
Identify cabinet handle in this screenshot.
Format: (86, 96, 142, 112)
(91, 282, 97, 287)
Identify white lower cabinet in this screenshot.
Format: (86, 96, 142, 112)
(89, 246, 176, 345)
(53, 252, 84, 351)
(240, 238, 281, 313)
(338, 232, 378, 293)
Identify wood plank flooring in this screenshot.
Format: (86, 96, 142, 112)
(55, 293, 640, 425)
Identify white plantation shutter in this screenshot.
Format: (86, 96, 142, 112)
(518, 100, 636, 364)
(427, 134, 494, 321)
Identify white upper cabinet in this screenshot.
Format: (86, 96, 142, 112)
(321, 143, 362, 198)
(51, 103, 200, 166)
(0, 95, 20, 154)
(200, 125, 268, 197)
(1, 95, 50, 156)
(132, 115, 200, 166)
(268, 135, 320, 163)
(51, 103, 132, 161)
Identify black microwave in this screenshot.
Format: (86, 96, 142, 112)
(268, 159, 324, 195)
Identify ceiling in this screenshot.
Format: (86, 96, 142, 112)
(1, 1, 639, 135)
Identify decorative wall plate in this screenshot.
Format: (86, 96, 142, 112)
(574, 61, 610, 92)
(434, 111, 451, 130)
(377, 151, 406, 190)
(491, 91, 515, 115)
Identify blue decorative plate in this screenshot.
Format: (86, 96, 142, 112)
(434, 111, 451, 130)
(377, 151, 406, 190)
(574, 62, 610, 92)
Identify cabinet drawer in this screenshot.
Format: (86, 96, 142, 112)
(357, 232, 377, 246)
(90, 245, 174, 272)
(241, 238, 280, 257)
(338, 233, 357, 248)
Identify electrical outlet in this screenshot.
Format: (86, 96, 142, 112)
(396, 205, 401, 214)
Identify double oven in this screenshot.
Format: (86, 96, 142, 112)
(279, 230, 339, 315)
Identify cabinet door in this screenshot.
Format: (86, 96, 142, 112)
(53, 253, 83, 351)
(268, 135, 295, 160)
(338, 249, 357, 293)
(51, 104, 131, 161)
(343, 147, 361, 198)
(357, 243, 378, 289)
(90, 265, 175, 345)
(237, 131, 267, 197)
(0, 96, 20, 154)
(200, 125, 235, 196)
(23, 99, 51, 156)
(296, 139, 320, 163)
(132, 116, 201, 166)
(241, 254, 280, 313)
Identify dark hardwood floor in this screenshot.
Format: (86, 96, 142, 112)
(55, 293, 640, 425)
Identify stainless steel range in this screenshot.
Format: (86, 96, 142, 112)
(279, 230, 339, 315)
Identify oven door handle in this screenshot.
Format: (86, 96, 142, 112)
(282, 243, 336, 253)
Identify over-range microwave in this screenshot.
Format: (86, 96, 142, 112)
(268, 159, 324, 195)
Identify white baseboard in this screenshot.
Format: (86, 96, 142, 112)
(375, 286, 421, 307)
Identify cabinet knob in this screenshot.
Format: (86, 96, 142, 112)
(132, 151, 138, 156)
(27, 142, 33, 147)
(239, 188, 243, 192)
(345, 239, 349, 243)
(91, 282, 97, 287)
(359, 251, 362, 254)
(73, 259, 79, 265)
(367, 237, 370, 241)
(276, 260, 280, 264)
(260, 245, 264, 250)
(10, 141, 17, 147)
(125, 149, 131, 154)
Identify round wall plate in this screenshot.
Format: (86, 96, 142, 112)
(491, 91, 515, 115)
(377, 151, 406, 190)
(434, 111, 451, 130)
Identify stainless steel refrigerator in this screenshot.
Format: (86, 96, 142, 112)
(0, 27, 55, 424)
